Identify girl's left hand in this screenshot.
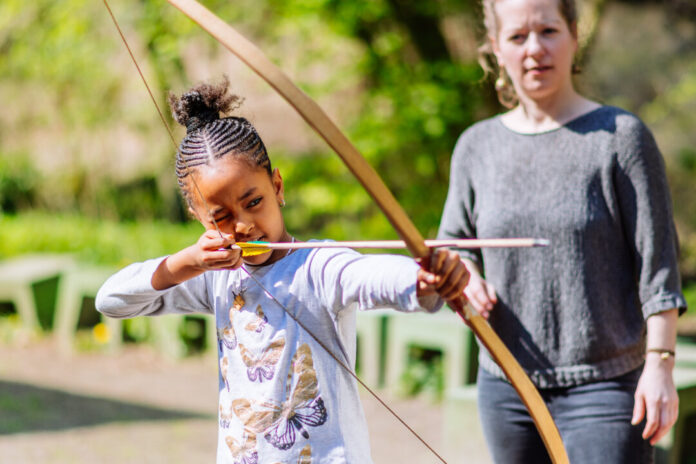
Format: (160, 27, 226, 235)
(631, 353, 679, 445)
(417, 249, 470, 302)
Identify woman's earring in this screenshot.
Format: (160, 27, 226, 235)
(495, 66, 508, 91)
(495, 76, 506, 91)
(279, 200, 286, 208)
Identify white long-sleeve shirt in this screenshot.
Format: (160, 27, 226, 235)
(96, 244, 441, 463)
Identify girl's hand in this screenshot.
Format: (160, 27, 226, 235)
(631, 353, 679, 445)
(417, 249, 470, 302)
(152, 230, 243, 290)
(462, 259, 497, 319)
(188, 230, 243, 271)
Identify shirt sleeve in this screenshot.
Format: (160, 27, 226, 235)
(614, 116, 687, 317)
(95, 256, 214, 318)
(437, 131, 483, 268)
(307, 248, 443, 316)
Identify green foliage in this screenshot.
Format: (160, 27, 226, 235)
(399, 346, 444, 401)
(0, 212, 201, 267)
(0, 153, 40, 214)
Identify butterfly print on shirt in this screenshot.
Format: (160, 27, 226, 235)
(245, 304, 268, 333)
(232, 344, 328, 451)
(271, 444, 312, 464)
(220, 401, 233, 429)
(225, 432, 259, 464)
(220, 355, 231, 392)
(218, 293, 245, 351)
(239, 336, 286, 383)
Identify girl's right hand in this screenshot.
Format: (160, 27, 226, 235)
(152, 230, 243, 290)
(188, 230, 243, 271)
(462, 259, 497, 319)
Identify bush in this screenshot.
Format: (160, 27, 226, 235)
(0, 153, 40, 214)
(0, 212, 202, 267)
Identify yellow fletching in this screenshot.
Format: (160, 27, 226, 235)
(236, 242, 272, 257)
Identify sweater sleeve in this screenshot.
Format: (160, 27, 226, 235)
(307, 248, 443, 316)
(437, 131, 483, 268)
(614, 116, 687, 317)
(95, 256, 213, 319)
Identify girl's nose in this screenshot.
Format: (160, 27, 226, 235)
(235, 217, 253, 236)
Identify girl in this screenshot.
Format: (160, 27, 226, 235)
(96, 77, 469, 464)
(438, 0, 686, 462)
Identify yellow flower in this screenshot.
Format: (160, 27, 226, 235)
(93, 322, 111, 344)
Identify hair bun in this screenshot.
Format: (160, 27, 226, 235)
(168, 75, 243, 133)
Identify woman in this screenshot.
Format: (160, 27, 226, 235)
(437, 0, 686, 462)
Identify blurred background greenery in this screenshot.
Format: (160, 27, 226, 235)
(1, 0, 696, 306)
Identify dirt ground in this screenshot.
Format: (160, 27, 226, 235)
(0, 337, 490, 464)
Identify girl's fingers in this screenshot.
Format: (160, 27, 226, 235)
(439, 265, 469, 300)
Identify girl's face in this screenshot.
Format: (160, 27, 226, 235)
(188, 156, 290, 266)
(491, 0, 577, 103)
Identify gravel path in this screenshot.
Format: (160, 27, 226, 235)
(0, 339, 490, 463)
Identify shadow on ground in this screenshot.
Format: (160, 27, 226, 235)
(0, 380, 212, 435)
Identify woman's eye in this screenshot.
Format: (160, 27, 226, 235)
(214, 214, 230, 223)
(247, 197, 262, 208)
(542, 27, 557, 35)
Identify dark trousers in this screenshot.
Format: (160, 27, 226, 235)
(477, 366, 654, 464)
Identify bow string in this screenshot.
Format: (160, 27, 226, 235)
(162, 1, 570, 462)
(102, 1, 451, 462)
(104, 0, 569, 462)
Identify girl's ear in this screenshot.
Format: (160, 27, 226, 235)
(188, 205, 203, 223)
(272, 168, 285, 205)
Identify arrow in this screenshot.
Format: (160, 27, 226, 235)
(233, 238, 550, 257)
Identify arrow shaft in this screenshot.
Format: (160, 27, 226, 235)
(234, 238, 549, 252)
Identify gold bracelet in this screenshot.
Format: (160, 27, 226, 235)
(646, 348, 675, 360)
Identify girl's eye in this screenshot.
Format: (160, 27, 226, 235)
(247, 197, 262, 208)
(509, 33, 525, 43)
(214, 214, 230, 224)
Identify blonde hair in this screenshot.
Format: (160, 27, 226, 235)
(478, 0, 579, 108)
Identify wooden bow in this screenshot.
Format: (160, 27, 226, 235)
(164, 1, 569, 462)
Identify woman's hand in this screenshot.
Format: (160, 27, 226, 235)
(417, 249, 470, 302)
(631, 353, 679, 445)
(461, 259, 497, 319)
(152, 230, 243, 290)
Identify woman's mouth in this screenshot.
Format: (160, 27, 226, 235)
(526, 65, 553, 74)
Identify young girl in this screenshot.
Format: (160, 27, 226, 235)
(96, 77, 469, 464)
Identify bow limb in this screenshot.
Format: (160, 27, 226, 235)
(166, 1, 568, 462)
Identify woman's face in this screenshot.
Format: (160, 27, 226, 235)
(187, 156, 289, 266)
(492, 0, 577, 103)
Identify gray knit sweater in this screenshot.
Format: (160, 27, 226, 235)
(438, 106, 686, 388)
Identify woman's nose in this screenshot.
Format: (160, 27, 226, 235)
(526, 33, 545, 57)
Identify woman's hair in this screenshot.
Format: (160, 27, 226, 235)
(478, 0, 578, 108)
(168, 76, 271, 204)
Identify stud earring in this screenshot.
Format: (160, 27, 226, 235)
(279, 200, 286, 208)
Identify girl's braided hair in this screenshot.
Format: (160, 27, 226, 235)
(168, 76, 271, 204)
